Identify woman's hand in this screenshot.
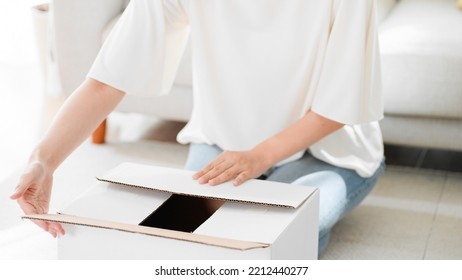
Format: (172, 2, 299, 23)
(10, 162, 64, 237)
(193, 150, 271, 186)
(192, 112, 344, 187)
(7, 79, 125, 238)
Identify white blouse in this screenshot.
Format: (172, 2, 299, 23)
(88, 0, 384, 178)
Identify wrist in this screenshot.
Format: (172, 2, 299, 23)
(28, 147, 58, 173)
(250, 143, 278, 170)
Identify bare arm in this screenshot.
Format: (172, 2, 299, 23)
(30, 78, 125, 171)
(10, 78, 124, 236)
(194, 111, 344, 186)
(252, 111, 343, 168)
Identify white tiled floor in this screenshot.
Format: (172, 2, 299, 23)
(322, 167, 462, 259)
(1, 0, 461, 260)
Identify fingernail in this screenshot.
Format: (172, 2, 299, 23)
(59, 228, 65, 235)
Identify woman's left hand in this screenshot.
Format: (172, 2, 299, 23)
(193, 150, 270, 186)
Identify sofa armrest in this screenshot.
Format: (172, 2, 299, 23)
(50, 0, 126, 96)
(377, 0, 398, 24)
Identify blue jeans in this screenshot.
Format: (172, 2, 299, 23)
(184, 143, 385, 257)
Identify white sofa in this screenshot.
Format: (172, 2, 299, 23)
(379, 0, 462, 151)
(49, 0, 462, 150)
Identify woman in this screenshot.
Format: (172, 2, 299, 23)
(10, 0, 384, 256)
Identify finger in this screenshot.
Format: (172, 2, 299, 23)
(49, 222, 65, 236)
(10, 181, 33, 200)
(9, 189, 24, 200)
(32, 219, 49, 232)
(17, 198, 50, 232)
(193, 165, 214, 180)
(49, 227, 57, 238)
(26, 211, 64, 236)
(233, 172, 251, 186)
(208, 168, 237, 186)
(193, 161, 217, 180)
(194, 165, 215, 184)
(10, 169, 40, 200)
(192, 156, 225, 180)
(198, 162, 233, 184)
(28, 213, 65, 236)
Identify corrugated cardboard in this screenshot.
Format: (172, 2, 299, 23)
(24, 162, 319, 259)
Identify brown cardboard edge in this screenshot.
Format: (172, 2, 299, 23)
(96, 177, 299, 209)
(23, 214, 269, 251)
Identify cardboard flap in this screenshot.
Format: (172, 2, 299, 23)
(23, 214, 269, 251)
(96, 163, 316, 208)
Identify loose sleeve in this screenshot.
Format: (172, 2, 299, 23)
(312, 0, 383, 125)
(87, 0, 190, 97)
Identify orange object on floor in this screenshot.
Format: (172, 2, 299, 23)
(92, 119, 107, 144)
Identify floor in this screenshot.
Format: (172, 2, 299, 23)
(1, 0, 461, 260)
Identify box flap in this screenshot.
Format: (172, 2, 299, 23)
(194, 202, 297, 244)
(96, 163, 316, 208)
(23, 214, 269, 251)
(59, 181, 171, 225)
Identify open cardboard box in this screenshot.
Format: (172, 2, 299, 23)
(24, 163, 319, 259)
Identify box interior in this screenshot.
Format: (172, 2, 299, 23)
(139, 194, 224, 233)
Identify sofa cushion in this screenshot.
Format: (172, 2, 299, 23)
(379, 0, 462, 119)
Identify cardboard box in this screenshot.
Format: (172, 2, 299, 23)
(25, 162, 319, 259)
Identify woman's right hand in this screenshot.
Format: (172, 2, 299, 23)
(7, 79, 125, 238)
(10, 161, 64, 237)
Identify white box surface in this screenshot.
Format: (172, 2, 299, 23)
(25, 163, 319, 259)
